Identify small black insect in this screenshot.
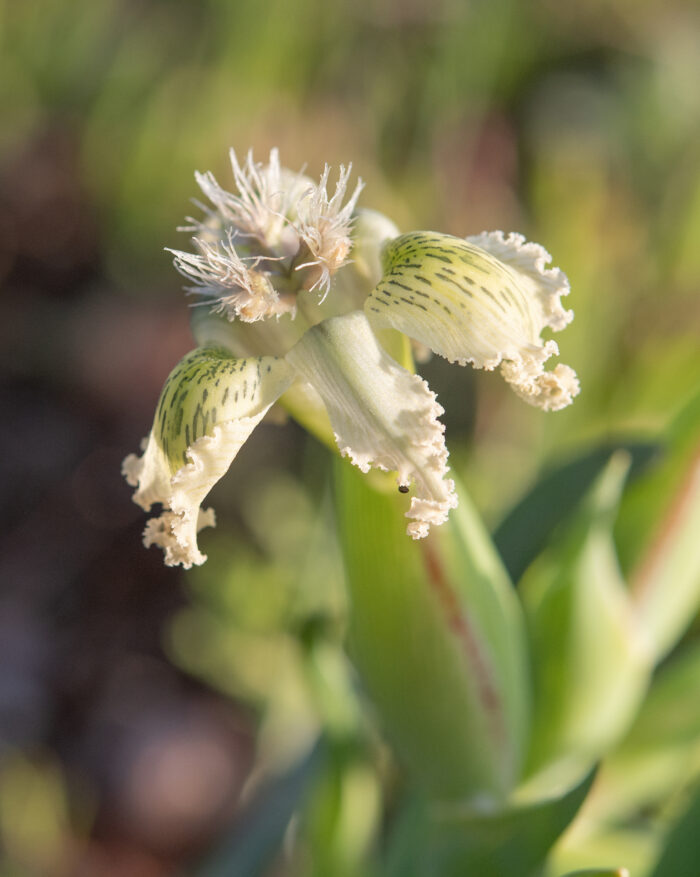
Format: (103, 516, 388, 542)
(398, 484, 409, 494)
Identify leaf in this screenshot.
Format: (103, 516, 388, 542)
(195, 741, 323, 877)
(493, 442, 658, 584)
(559, 870, 630, 877)
(333, 456, 529, 804)
(617, 389, 700, 572)
(439, 474, 532, 789)
(303, 752, 381, 877)
(384, 768, 595, 877)
(649, 782, 700, 877)
(625, 390, 700, 659)
(583, 639, 700, 825)
(621, 639, 700, 752)
(521, 453, 653, 781)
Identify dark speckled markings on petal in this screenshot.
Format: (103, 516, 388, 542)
(367, 231, 542, 367)
(152, 348, 274, 474)
(365, 230, 578, 410)
(122, 346, 294, 567)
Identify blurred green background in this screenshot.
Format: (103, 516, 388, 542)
(1, 0, 699, 874)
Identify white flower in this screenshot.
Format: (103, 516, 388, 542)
(124, 151, 579, 567)
(172, 149, 362, 322)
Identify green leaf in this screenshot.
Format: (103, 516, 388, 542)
(384, 769, 595, 877)
(522, 453, 653, 781)
(493, 442, 658, 584)
(624, 390, 700, 659)
(439, 475, 531, 790)
(621, 639, 700, 752)
(559, 870, 630, 877)
(649, 782, 700, 877)
(585, 639, 700, 824)
(195, 741, 322, 877)
(333, 457, 529, 804)
(303, 749, 381, 877)
(430, 770, 595, 877)
(617, 390, 700, 572)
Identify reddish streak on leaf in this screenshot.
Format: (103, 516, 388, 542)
(420, 536, 506, 748)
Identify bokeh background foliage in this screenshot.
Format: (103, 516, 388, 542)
(1, 0, 700, 875)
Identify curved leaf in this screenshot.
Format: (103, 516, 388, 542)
(494, 442, 658, 584)
(334, 457, 528, 803)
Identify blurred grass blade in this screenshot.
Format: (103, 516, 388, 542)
(559, 870, 630, 876)
(617, 390, 700, 571)
(522, 453, 653, 780)
(649, 782, 700, 877)
(585, 639, 700, 825)
(493, 442, 658, 584)
(627, 391, 700, 659)
(624, 637, 700, 752)
(384, 770, 595, 877)
(383, 796, 428, 877)
(427, 768, 596, 877)
(196, 741, 323, 877)
(333, 457, 529, 804)
(304, 750, 381, 877)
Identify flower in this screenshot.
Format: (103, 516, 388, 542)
(169, 148, 363, 322)
(123, 149, 579, 567)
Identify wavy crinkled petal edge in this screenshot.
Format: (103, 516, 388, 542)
(466, 230, 573, 331)
(286, 310, 457, 539)
(367, 229, 580, 410)
(500, 343, 580, 412)
(123, 416, 270, 568)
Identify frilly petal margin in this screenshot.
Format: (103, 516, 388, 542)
(122, 348, 294, 568)
(465, 230, 578, 410)
(365, 231, 579, 411)
(466, 230, 572, 331)
(285, 310, 457, 539)
(500, 353, 580, 412)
